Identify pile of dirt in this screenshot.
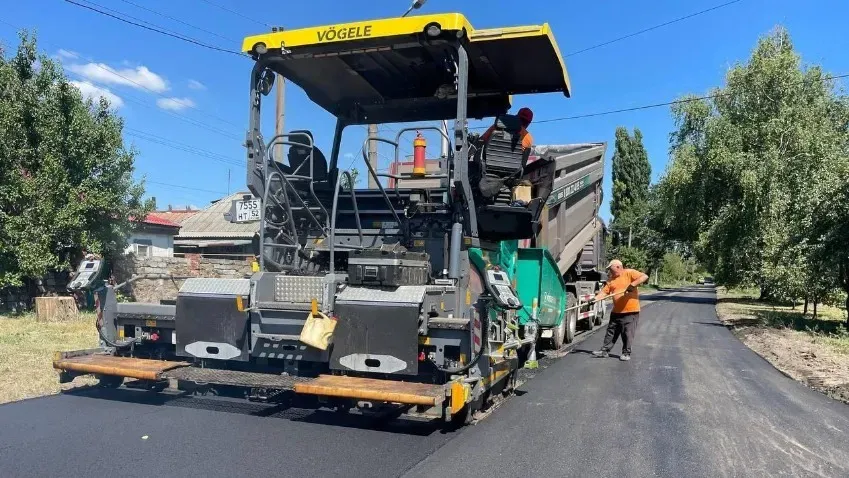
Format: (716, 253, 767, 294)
(716, 301, 849, 405)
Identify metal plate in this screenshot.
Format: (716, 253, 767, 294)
(330, 302, 419, 375)
(179, 278, 251, 296)
(164, 367, 312, 390)
(274, 275, 325, 303)
(116, 303, 176, 317)
(336, 285, 427, 304)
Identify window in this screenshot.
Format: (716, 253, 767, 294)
(133, 239, 152, 258)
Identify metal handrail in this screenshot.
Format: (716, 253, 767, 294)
(359, 137, 404, 228)
(265, 134, 330, 223)
(392, 126, 452, 191)
(329, 169, 364, 269)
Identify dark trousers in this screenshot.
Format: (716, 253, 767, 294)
(601, 312, 639, 355)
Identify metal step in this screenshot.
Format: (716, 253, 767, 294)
(53, 350, 189, 381)
(164, 367, 314, 390)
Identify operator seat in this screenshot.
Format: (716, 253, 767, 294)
(286, 130, 329, 184)
(471, 115, 543, 241)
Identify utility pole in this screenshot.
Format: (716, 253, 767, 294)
(368, 124, 379, 189)
(274, 73, 286, 162)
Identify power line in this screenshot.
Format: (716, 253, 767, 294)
(64, 0, 245, 57)
(468, 73, 849, 128)
(117, 0, 239, 43)
(196, 0, 271, 28)
(0, 18, 244, 139)
(565, 0, 744, 57)
(145, 180, 227, 195)
(126, 128, 244, 167)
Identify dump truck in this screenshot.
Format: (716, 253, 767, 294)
(54, 12, 608, 424)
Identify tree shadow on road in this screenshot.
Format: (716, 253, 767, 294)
(651, 294, 716, 305)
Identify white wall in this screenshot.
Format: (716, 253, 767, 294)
(125, 232, 174, 257)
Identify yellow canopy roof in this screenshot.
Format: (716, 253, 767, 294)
(243, 13, 571, 124)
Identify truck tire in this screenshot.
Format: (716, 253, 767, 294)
(593, 299, 605, 326)
(551, 314, 567, 350)
(552, 292, 578, 348)
(564, 292, 577, 344)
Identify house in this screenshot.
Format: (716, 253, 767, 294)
(152, 206, 199, 224)
(173, 192, 260, 258)
(126, 214, 182, 258)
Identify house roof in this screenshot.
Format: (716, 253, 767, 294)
(130, 213, 182, 229)
(153, 209, 199, 224)
(176, 192, 260, 239)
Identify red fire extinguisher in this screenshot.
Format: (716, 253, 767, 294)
(413, 131, 426, 177)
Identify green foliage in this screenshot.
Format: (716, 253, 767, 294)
(615, 246, 649, 273)
(0, 32, 151, 287)
(654, 27, 849, 309)
(340, 167, 360, 190)
(610, 126, 651, 223)
(658, 252, 701, 284)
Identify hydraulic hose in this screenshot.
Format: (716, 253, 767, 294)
(93, 289, 139, 349)
(96, 323, 139, 349)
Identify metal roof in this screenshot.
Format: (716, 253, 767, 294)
(153, 209, 199, 224)
(175, 192, 259, 239)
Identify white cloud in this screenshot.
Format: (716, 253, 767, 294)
(70, 80, 124, 109)
(156, 97, 196, 111)
(343, 152, 355, 160)
(56, 49, 79, 60)
(187, 79, 206, 90)
(68, 63, 168, 93)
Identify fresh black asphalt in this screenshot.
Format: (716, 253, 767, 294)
(2, 288, 848, 477)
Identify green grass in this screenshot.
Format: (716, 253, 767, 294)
(0, 312, 99, 404)
(717, 288, 849, 354)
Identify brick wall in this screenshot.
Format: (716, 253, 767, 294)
(115, 254, 254, 303)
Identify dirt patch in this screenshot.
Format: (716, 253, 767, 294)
(0, 313, 99, 404)
(716, 291, 849, 405)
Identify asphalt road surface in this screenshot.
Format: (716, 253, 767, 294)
(2, 288, 848, 478)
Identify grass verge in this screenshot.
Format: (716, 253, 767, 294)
(0, 313, 99, 404)
(715, 288, 849, 404)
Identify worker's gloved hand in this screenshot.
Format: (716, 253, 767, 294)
(626, 285, 637, 293)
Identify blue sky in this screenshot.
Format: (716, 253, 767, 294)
(3, 0, 848, 220)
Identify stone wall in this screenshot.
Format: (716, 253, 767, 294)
(116, 254, 254, 303)
(0, 255, 253, 312)
(0, 271, 72, 313)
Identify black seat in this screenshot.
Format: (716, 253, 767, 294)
(472, 115, 537, 240)
(286, 131, 328, 183)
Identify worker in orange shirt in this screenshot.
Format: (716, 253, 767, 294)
(480, 107, 535, 151)
(591, 259, 649, 361)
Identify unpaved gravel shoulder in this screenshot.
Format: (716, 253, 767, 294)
(716, 297, 849, 405)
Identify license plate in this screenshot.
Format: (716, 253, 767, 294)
(145, 319, 157, 327)
(235, 198, 261, 222)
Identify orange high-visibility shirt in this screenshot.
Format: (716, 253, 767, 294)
(600, 269, 645, 314)
(481, 125, 534, 150)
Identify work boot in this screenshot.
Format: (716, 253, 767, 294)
(592, 350, 609, 358)
(620, 354, 631, 361)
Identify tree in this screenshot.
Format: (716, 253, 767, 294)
(0, 32, 151, 288)
(655, 27, 849, 303)
(615, 246, 649, 273)
(339, 167, 360, 190)
(610, 126, 651, 224)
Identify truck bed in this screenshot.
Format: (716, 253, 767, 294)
(529, 143, 606, 276)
